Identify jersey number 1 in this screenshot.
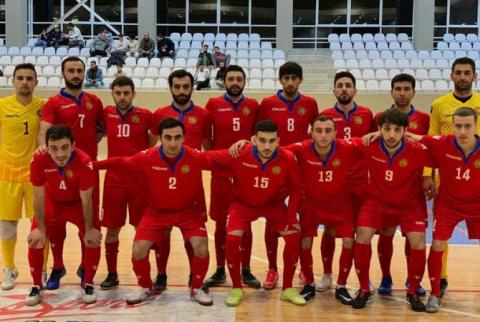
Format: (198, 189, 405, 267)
(23, 121, 29, 135)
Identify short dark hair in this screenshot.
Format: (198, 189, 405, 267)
(224, 65, 246, 80)
(111, 76, 135, 91)
(203, 44, 209, 48)
(453, 107, 478, 123)
(254, 119, 278, 134)
(378, 108, 409, 128)
(46, 124, 74, 144)
(157, 33, 164, 37)
(452, 57, 476, 73)
(62, 56, 85, 72)
(129, 34, 136, 40)
(13, 63, 37, 79)
(391, 73, 416, 90)
(158, 117, 185, 136)
(67, 23, 74, 28)
(311, 115, 336, 129)
(334, 71, 356, 88)
(279, 61, 303, 79)
(168, 69, 194, 88)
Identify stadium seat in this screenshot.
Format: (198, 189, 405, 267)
(358, 59, 371, 69)
(366, 80, 379, 91)
(24, 56, 36, 64)
(35, 56, 48, 66)
(0, 76, 7, 86)
(371, 59, 384, 68)
(186, 58, 197, 67)
(47, 76, 61, 87)
(250, 68, 262, 79)
(346, 59, 358, 68)
(250, 33, 261, 42)
(436, 59, 449, 69)
(250, 42, 260, 50)
(385, 33, 397, 43)
(191, 41, 202, 49)
(392, 50, 405, 59)
(415, 69, 429, 80)
(176, 49, 188, 58)
(389, 42, 401, 50)
(19, 47, 31, 56)
(145, 67, 158, 78)
(455, 33, 466, 42)
(174, 58, 186, 68)
(7, 47, 19, 56)
(181, 33, 193, 42)
(351, 33, 362, 42)
(248, 79, 262, 89)
(49, 56, 61, 66)
(397, 59, 410, 69)
(435, 80, 449, 91)
(410, 59, 423, 69)
(330, 42, 341, 50)
(467, 33, 478, 42)
(442, 33, 455, 42)
(454, 50, 467, 58)
(353, 42, 364, 50)
(215, 33, 227, 42)
(274, 59, 286, 68)
(384, 59, 397, 69)
(377, 42, 389, 50)
(79, 47, 90, 57)
(401, 42, 413, 50)
(188, 49, 200, 58)
(261, 42, 272, 50)
(461, 42, 472, 51)
(141, 78, 155, 89)
(341, 42, 353, 50)
(132, 67, 146, 78)
(11, 56, 24, 65)
(37, 76, 47, 87)
(368, 50, 380, 59)
(350, 69, 362, 79)
(226, 33, 238, 42)
(42, 66, 54, 76)
(468, 51, 480, 60)
(423, 59, 436, 69)
(170, 33, 181, 42)
(374, 33, 386, 42)
(437, 42, 448, 51)
(273, 50, 285, 59)
(429, 69, 442, 80)
(192, 33, 203, 42)
(237, 41, 248, 50)
(379, 80, 391, 90)
(31, 47, 43, 56)
(237, 58, 249, 69)
(362, 69, 375, 80)
(159, 67, 171, 78)
(356, 79, 366, 90)
(430, 50, 442, 60)
(262, 59, 274, 69)
(237, 50, 249, 59)
(388, 68, 401, 79)
(331, 50, 343, 60)
(3, 65, 14, 77)
(405, 50, 417, 59)
(381, 49, 393, 59)
(376, 69, 389, 80)
(262, 79, 275, 90)
(67, 47, 79, 56)
(343, 50, 355, 60)
(149, 57, 161, 67)
(328, 33, 339, 43)
(397, 33, 409, 43)
(155, 78, 169, 89)
(55, 47, 68, 56)
(449, 42, 461, 51)
(442, 50, 455, 60)
(251, 50, 262, 59)
(356, 50, 368, 60)
(362, 33, 374, 42)
(106, 66, 116, 77)
(420, 80, 434, 91)
(339, 33, 350, 43)
(250, 59, 261, 68)
(365, 42, 376, 50)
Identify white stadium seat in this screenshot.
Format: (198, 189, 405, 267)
(366, 80, 379, 91)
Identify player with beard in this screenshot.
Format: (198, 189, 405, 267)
(152, 70, 212, 291)
(203, 65, 261, 289)
(257, 62, 318, 290)
(423, 57, 480, 297)
(318, 71, 374, 292)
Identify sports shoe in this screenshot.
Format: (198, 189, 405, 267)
(299, 284, 316, 301)
(263, 269, 279, 290)
(153, 273, 167, 292)
(241, 268, 261, 288)
(352, 290, 372, 309)
(406, 293, 426, 312)
(378, 276, 393, 295)
(77, 266, 85, 284)
(280, 288, 307, 306)
(190, 288, 213, 306)
(1, 267, 18, 290)
(405, 279, 427, 297)
(100, 273, 119, 290)
(440, 278, 448, 298)
(335, 287, 353, 305)
(82, 284, 97, 304)
(315, 274, 332, 292)
(126, 288, 157, 305)
(225, 288, 244, 307)
(25, 286, 43, 306)
(46, 266, 66, 290)
(203, 267, 226, 288)
(425, 295, 441, 313)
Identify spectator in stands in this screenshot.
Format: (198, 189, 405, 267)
(90, 34, 111, 57)
(197, 44, 215, 68)
(112, 34, 128, 56)
(138, 32, 155, 59)
(98, 27, 113, 44)
(126, 35, 139, 58)
(66, 23, 84, 48)
(85, 61, 104, 88)
(156, 33, 175, 59)
(113, 64, 127, 78)
(47, 25, 65, 48)
(212, 46, 231, 67)
(34, 29, 49, 48)
(215, 61, 226, 88)
(194, 64, 210, 90)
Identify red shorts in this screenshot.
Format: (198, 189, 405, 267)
(209, 176, 233, 222)
(135, 207, 207, 242)
(433, 198, 480, 240)
(226, 201, 297, 233)
(300, 202, 354, 238)
(101, 184, 147, 228)
(357, 198, 427, 234)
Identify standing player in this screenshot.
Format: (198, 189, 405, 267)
(37, 56, 104, 290)
(257, 62, 318, 289)
(406, 107, 480, 313)
(25, 125, 101, 306)
(0, 64, 45, 290)
(99, 76, 157, 289)
(94, 118, 213, 306)
(372, 73, 429, 296)
(319, 71, 373, 291)
(350, 109, 433, 312)
(424, 57, 480, 296)
(203, 65, 261, 288)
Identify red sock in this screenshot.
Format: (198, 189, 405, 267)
(407, 248, 426, 294)
(320, 233, 335, 275)
(185, 242, 194, 271)
(28, 247, 44, 288)
(337, 246, 354, 286)
(428, 248, 443, 297)
(377, 234, 394, 278)
(190, 255, 209, 290)
(155, 234, 170, 275)
(49, 224, 66, 269)
(225, 234, 242, 288)
(214, 220, 226, 267)
(299, 245, 314, 285)
(404, 239, 412, 266)
(265, 224, 278, 271)
(282, 232, 300, 290)
(241, 227, 253, 269)
(354, 242, 371, 292)
(83, 244, 100, 286)
(79, 232, 86, 268)
(105, 241, 119, 274)
(132, 256, 153, 289)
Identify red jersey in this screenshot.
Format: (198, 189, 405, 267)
(205, 145, 301, 223)
(352, 137, 432, 207)
(258, 91, 318, 146)
(373, 106, 430, 135)
(95, 145, 211, 213)
(30, 147, 95, 203)
(104, 105, 154, 186)
(153, 102, 212, 150)
(42, 89, 104, 159)
(421, 135, 480, 212)
(321, 103, 374, 139)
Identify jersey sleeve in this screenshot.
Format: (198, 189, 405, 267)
(284, 141, 307, 156)
(93, 150, 148, 170)
(202, 149, 234, 169)
(41, 98, 57, 123)
(30, 153, 45, 186)
(348, 137, 366, 155)
(79, 159, 95, 191)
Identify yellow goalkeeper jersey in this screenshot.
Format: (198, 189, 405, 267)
(0, 95, 44, 182)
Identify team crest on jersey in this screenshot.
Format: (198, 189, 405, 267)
(272, 166, 281, 175)
(65, 169, 73, 178)
(85, 101, 93, 110)
(181, 165, 190, 174)
(332, 158, 341, 167)
(187, 116, 197, 124)
(297, 107, 305, 116)
(399, 158, 408, 167)
(242, 107, 250, 116)
(475, 159, 480, 168)
(354, 116, 363, 125)
(131, 114, 140, 123)
(409, 121, 418, 129)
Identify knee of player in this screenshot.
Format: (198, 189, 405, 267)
(0, 220, 19, 240)
(342, 237, 354, 249)
(431, 239, 446, 252)
(132, 242, 150, 260)
(355, 227, 374, 244)
(105, 228, 121, 242)
(191, 238, 209, 258)
(300, 237, 312, 250)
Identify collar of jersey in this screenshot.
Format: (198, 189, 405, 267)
(379, 138, 405, 165)
(60, 88, 84, 107)
(171, 101, 194, 121)
(115, 105, 134, 121)
(311, 139, 336, 167)
(453, 135, 480, 163)
(52, 150, 76, 176)
(276, 90, 301, 112)
(334, 102, 358, 121)
(158, 145, 185, 172)
(390, 104, 416, 117)
(223, 93, 245, 111)
(252, 146, 279, 171)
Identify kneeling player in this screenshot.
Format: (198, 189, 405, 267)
(25, 125, 101, 306)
